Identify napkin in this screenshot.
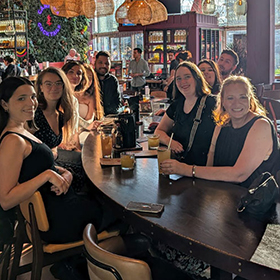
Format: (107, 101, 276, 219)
(250, 224, 280, 270)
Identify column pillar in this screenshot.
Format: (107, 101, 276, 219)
(246, 0, 275, 85)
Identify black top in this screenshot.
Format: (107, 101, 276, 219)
(214, 116, 280, 188)
(166, 95, 216, 165)
(2, 64, 21, 80)
(0, 131, 103, 243)
(170, 59, 179, 73)
(97, 73, 122, 115)
(34, 107, 64, 149)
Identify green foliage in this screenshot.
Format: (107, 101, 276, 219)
(22, 0, 90, 62)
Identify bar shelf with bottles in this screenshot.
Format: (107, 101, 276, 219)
(146, 29, 188, 73)
(119, 13, 220, 74)
(0, 10, 27, 52)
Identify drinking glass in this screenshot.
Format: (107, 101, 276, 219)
(120, 152, 135, 171)
(101, 129, 113, 158)
(148, 134, 160, 150)
(157, 147, 171, 174)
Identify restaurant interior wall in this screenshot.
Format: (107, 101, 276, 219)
(90, 0, 280, 78)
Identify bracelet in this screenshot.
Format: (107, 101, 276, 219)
(192, 165, 196, 178)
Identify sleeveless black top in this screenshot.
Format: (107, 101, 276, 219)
(166, 95, 216, 165)
(214, 116, 280, 188)
(0, 131, 102, 243)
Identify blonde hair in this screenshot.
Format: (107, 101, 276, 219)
(83, 64, 104, 120)
(214, 76, 266, 126)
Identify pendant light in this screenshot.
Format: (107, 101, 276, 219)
(234, 0, 247, 16)
(127, 0, 152, 26)
(142, 0, 168, 26)
(202, 0, 216, 15)
(115, 0, 133, 24)
(95, 0, 115, 17)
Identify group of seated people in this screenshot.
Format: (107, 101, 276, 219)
(0, 47, 279, 280)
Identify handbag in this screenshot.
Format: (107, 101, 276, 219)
(237, 172, 279, 216)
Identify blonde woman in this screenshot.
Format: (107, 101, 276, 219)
(75, 63, 104, 131)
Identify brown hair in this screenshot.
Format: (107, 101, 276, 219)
(198, 59, 222, 94)
(62, 61, 89, 93)
(214, 76, 266, 126)
(0, 77, 36, 133)
(35, 67, 75, 143)
(173, 61, 211, 100)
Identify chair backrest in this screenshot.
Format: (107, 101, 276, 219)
(150, 91, 167, 98)
(83, 224, 152, 280)
(19, 191, 49, 232)
(262, 97, 280, 120)
(254, 83, 264, 100)
(263, 89, 280, 100)
(272, 82, 280, 90)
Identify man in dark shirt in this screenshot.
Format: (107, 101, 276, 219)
(217, 49, 239, 81)
(163, 50, 178, 93)
(94, 51, 122, 115)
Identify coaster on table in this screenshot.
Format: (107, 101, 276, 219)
(100, 158, 121, 166)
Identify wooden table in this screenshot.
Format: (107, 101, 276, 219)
(82, 132, 280, 280)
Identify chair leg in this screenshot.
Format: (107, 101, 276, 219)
(31, 247, 43, 280)
(9, 222, 25, 280)
(1, 244, 12, 280)
(29, 203, 44, 280)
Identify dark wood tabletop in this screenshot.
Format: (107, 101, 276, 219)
(82, 132, 280, 280)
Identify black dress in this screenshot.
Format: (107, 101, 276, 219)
(34, 107, 63, 149)
(0, 131, 103, 244)
(214, 116, 280, 188)
(166, 94, 216, 165)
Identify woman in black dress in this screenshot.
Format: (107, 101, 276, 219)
(0, 77, 106, 244)
(155, 61, 216, 166)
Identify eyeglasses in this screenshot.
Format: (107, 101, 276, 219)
(43, 81, 64, 88)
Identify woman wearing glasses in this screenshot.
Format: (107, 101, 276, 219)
(33, 67, 76, 159)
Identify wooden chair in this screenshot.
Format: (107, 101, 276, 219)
(83, 223, 152, 280)
(261, 97, 280, 136)
(263, 89, 280, 100)
(10, 191, 120, 280)
(150, 91, 167, 98)
(0, 210, 16, 280)
(0, 243, 12, 280)
(254, 83, 264, 100)
(272, 82, 280, 90)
